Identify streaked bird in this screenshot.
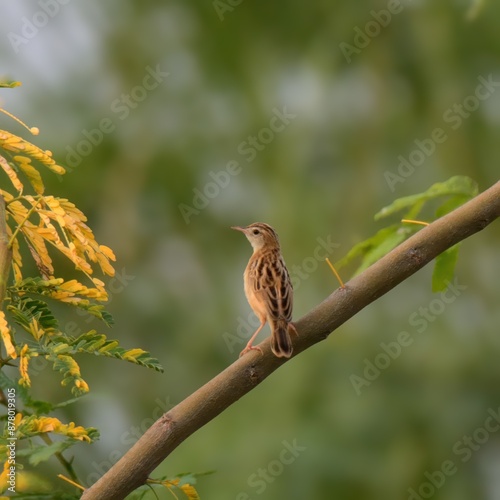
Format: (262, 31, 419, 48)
(232, 222, 297, 358)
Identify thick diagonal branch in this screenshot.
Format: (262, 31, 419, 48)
(82, 181, 500, 500)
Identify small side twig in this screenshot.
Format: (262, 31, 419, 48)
(39, 433, 81, 484)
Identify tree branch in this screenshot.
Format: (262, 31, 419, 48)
(82, 180, 500, 500)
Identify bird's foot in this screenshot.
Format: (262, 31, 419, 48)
(239, 344, 263, 357)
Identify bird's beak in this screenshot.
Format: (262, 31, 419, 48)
(231, 226, 246, 233)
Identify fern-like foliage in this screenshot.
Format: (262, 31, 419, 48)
(133, 471, 215, 500)
(0, 91, 163, 495)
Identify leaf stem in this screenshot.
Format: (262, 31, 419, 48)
(58, 474, 85, 491)
(39, 433, 81, 484)
(8, 196, 42, 248)
(325, 258, 345, 288)
(401, 219, 430, 226)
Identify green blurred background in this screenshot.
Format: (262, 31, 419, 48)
(1, 1, 500, 499)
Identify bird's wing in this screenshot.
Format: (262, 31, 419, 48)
(249, 252, 293, 322)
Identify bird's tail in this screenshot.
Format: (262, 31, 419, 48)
(271, 319, 293, 358)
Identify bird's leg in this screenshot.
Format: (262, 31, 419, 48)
(288, 322, 298, 337)
(239, 321, 266, 357)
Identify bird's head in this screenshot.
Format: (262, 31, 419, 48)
(231, 222, 280, 251)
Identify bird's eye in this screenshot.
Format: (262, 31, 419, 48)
(252, 229, 260, 235)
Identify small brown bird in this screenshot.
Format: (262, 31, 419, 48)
(232, 222, 297, 358)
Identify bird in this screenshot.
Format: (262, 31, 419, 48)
(231, 222, 297, 358)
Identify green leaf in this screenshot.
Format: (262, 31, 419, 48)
(10, 277, 115, 327)
(353, 228, 408, 275)
(0, 80, 22, 88)
(432, 244, 461, 292)
(100, 309, 115, 327)
(17, 439, 73, 466)
(402, 198, 426, 221)
(435, 194, 472, 218)
(0, 370, 33, 406)
(66, 331, 164, 372)
(45, 352, 88, 396)
(26, 396, 83, 415)
(129, 489, 152, 500)
(0, 372, 78, 416)
(336, 225, 414, 274)
(335, 176, 476, 283)
(7, 297, 58, 334)
(375, 176, 478, 220)
(176, 470, 216, 485)
(42, 332, 164, 376)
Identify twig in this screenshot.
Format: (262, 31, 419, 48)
(40, 430, 81, 485)
(82, 181, 500, 500)
(7, 196, 41, 248)
(58, 474, 85, 491)
(325, 257, 345, 288)
(401, 219, 430, 226)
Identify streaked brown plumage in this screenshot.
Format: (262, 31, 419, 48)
(232, 222, 297, 358)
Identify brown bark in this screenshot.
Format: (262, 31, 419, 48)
(82, 181, 500, 500)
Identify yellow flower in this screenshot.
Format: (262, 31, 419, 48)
(0, 311, 16, 359)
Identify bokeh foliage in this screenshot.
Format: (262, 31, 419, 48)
(1, 0, 500, 499)
(0, 110, 168, 497)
